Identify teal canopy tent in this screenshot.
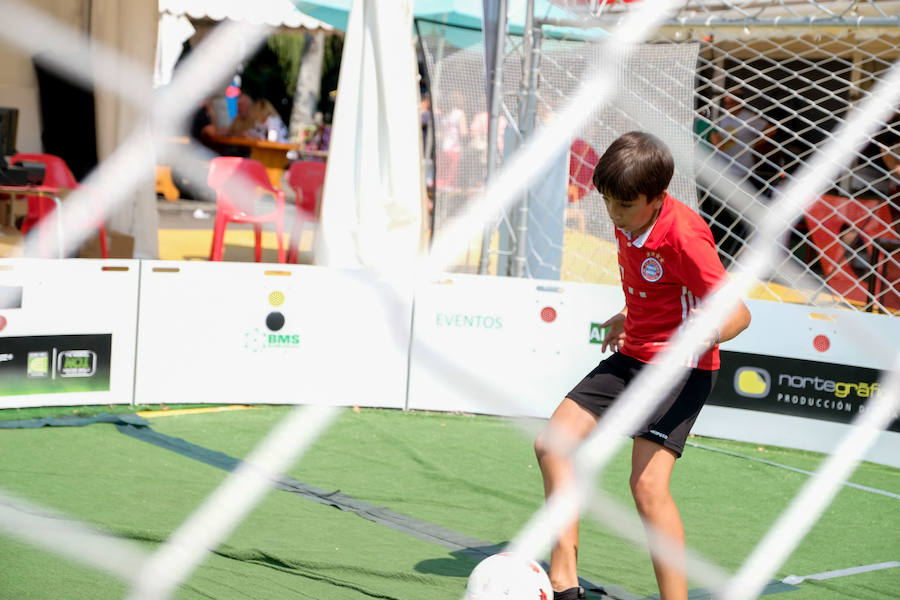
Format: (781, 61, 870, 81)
(295, 0, 598, 46)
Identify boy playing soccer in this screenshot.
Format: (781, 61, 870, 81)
(534, 131, 752, 600)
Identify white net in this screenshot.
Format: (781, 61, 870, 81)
(1, 1, 899, 600)
(424, 0, 900, 315)
(423, 34, 700, 281)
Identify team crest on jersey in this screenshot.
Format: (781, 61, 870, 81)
(640, 257, 663, 282)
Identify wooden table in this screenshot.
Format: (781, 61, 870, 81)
(208, 135, 328, 187)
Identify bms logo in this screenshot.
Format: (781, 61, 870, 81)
(244, 328, 300, 352)
(734, 366, 771, 398)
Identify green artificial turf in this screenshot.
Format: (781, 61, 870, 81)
(0, 406, 897, 599)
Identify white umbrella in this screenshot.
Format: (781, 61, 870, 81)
(154, 12, 195, 88)
(317, 0, 426, 272)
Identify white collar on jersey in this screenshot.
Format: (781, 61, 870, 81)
(617, 218, 657, 248)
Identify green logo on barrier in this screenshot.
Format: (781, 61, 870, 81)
(589, 323, 608, 345)
(267, 333, 300, 347)
(27, 352, 49, 378)
(435, 313, 503, 329)
(244, 328, 301, 352)
(58, 350, 97, 377)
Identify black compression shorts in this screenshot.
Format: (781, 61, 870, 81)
(566, 351, 717, 457)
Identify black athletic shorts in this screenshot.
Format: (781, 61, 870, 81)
(566, 351, 717, 457)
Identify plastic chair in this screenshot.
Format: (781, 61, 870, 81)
(207, 157, 285, 263)
(803, 194, 898, 309)
(872, 237, 900, 312)
(567, 138, 598, 232)
(286, 160, 326, 264)
(9, 153, 108, 258)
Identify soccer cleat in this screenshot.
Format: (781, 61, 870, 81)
(553, 586, 586, 600)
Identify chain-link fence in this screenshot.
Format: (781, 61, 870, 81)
(421, 0, 900, 315)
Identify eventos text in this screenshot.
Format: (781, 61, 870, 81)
(435, 314, 503, 329)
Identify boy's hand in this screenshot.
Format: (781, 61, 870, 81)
(600, 312, 627, 353)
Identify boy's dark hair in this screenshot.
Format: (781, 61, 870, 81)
(592, 131, 674, 203)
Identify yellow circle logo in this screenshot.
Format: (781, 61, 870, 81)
(734, 367, 771, 398)
(268, 291, 285, 306)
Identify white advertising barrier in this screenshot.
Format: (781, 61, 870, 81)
(407, 274, 626, 418)
(134, 261, 411, 408)
(697, 299, 900, 468)
(0, 258, 140, 408)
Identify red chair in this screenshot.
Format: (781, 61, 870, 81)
(872, 238, 900, 312)
(8, 153, 108, 258)
(568, 138, 598, 202)
(207, 157, 285, 263)
(567, 138, 599, 231)
(286, 161, 326, 264)
(803, 194, 898, 309)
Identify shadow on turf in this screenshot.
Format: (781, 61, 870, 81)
(413, 543, 506, 578)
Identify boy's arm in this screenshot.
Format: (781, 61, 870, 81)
(705, 301, 752, 349)
(677, 225, 752, 348)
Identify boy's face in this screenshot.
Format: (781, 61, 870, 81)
(603, 192, 665, 237)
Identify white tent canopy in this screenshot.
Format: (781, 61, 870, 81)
(159, 0, 334, 30)
(154, 0, 334, 88)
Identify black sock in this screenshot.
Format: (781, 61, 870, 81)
(553, 586, 585, 600)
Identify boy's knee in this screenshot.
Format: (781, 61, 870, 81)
(534, 429, 565, 468)
(534, 432, 550, 462)
(630, 472, 668, 512)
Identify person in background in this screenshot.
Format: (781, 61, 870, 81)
(189, 97, 226, 152)
(880, 135, 900, 229)
(850, 110, 900, 223)
(704, 89, 773, 266)
(693, 104, 723, 152)
(420, 91, 433, 150)
(434, 89, 468, 189)
(226, 93, 255, 137)
(838, 110, 900, 287)
(468, 108, 508, 183)
(247, 98, 288, 143)
(171, 96, 227, 202)
(716, 89, 774, 192)
(305, 112, 331, 154)
(419, 91, 435, 228)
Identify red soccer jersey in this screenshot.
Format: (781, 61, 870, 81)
(614, 194, 727, 370)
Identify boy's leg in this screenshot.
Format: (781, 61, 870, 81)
(630, 437, 686, 600)
(534, 398, 598, 592)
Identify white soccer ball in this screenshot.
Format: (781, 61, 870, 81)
(464, 553, 553, 600)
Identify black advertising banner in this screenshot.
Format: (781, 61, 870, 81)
(0, 334, 112, 396)
(709, 350, 898, 433)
